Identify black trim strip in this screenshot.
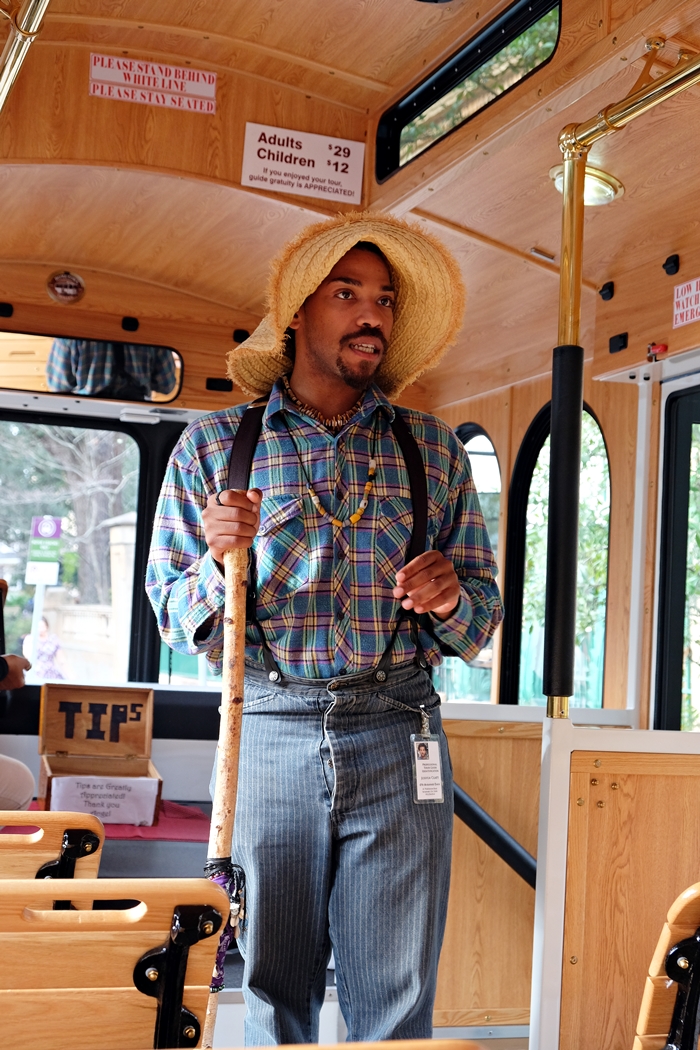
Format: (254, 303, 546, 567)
(453, 781, 536, 888)
(499, 403, 551, 704)
(654, 388, 700, 730)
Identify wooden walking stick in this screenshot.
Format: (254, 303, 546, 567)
(202, 545, 249, 1048)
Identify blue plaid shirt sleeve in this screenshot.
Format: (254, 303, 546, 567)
(146, 428, 227, 655)
(46, 340, 78, 392)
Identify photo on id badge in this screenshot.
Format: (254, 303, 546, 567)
(410, 734, 444, 804)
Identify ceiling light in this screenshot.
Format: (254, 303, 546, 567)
(549, 164, 625, 206)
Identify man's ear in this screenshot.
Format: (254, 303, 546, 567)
(288, 307, 303, 331)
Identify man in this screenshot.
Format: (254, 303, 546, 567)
(0, 654, 35, 810)
(147, 212, 503, 1045)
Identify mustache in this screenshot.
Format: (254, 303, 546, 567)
(340, 328, 388, 353)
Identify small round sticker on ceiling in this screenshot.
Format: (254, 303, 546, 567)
(47, 271, 85, 304)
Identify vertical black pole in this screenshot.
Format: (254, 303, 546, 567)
(542, 344, 583, 700)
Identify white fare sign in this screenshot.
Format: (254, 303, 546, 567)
(242, 122, 365, 204)
(89, 53, 216, 113)
(674, 276, 700, 329)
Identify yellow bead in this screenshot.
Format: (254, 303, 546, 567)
(332, 518, 343, 527)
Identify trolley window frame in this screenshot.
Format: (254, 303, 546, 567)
(0, 406, 184, 684)
(375, 0, 561, 182)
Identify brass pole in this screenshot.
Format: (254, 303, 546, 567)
(556, 146, 588, 347)
(545, 43, 700, 719)
(0, 0, 52, 114)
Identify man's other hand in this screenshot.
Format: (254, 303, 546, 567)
(394, 551, 461, 619)
(202, 488, 262, 565)
(1, 655, 31, 690)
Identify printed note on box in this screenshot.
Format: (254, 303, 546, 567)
(50, 775, 160, 825)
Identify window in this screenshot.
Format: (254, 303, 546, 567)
(655, 387, 700, 730)
(499, 405, 610, 706)
(375, 0, 560, 180)
(0, 421, 140, 684)
(517, 411, 610, 707)
(159, 642, 221, 689)
(433, 424, 501, 703)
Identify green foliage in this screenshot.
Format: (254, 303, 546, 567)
(519, 414, 610, 707)
(400, 8, 559, 165)
(681, 425, 700, 730)
(0, 423, 139, 653)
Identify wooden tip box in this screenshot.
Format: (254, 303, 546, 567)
(38, 683, 162, 825)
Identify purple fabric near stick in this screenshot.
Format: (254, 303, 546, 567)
(207, 865, 245, 992)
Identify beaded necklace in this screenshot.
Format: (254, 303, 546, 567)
(282, 374, 364, 434)
(281, 408, 377, 528)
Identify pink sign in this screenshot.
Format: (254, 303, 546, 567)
(30, 516, 61, 540)
(89, 53, 217, 114)
(674, 276, 700, 329)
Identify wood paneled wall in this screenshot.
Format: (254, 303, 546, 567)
(434, 720, 542, 1028)
(560, 750, 700, 1049)
(0, 261, 259, 412)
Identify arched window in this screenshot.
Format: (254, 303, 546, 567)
(433, 424, 501, 702)
(501, 405, 610, 707)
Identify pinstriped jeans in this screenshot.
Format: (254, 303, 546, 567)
(227, 660, 453, 1045)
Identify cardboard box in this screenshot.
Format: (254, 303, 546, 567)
(37, 683, 162, 825)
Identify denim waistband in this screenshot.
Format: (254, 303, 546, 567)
(243, 658, 424, 696)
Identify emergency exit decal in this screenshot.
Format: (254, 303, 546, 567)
(89, 53, 217, 113)
(674, 276, 700, 329)
(242, 122, 365, 204)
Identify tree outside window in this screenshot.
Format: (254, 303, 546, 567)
(519, 411, 610, 707)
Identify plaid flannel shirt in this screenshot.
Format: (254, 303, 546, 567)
(146, 380, 503, 678)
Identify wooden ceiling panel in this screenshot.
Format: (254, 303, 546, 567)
(0, 165, 317, 313)
(415, 38, 700, 363)
(399, 222, 596, 408)
(40, 0, 502, 108)
(0, 45, 366, 190)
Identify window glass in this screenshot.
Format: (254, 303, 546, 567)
(0, 332, 182, 402)
(434, 429, 501, 703)
(682, 423, 700, 729)
(397, 6, 559, 168)
(159, 640, 221, 689)
(0, 422, 139, 684)
(519, 412, 610, 707)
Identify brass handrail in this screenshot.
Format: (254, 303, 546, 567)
(0, 0, 51, 115)
(545, 42, 700, 719)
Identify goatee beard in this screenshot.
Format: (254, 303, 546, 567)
(335, 354, 375, 390)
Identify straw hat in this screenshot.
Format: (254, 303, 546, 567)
(227, 211, 465, 399)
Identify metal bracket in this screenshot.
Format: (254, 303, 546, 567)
(628, 38, 666, 96)
(133, 903, 223, 1049)
(663, 927, 700, 1049)
(35, 828, 101, 910)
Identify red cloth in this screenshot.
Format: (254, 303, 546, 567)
(0, 800, 210, 842)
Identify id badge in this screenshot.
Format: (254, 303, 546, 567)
(410, 734, 444, 804)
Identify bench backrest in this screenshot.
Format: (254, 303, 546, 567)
(0, 810, 103, 878)
(0, 876, 229, 1049)
(634, 882, 700, 1049)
